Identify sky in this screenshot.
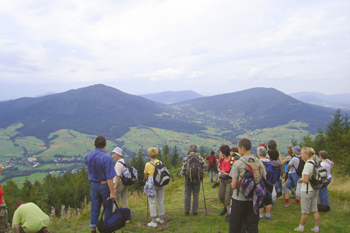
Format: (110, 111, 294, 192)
(0, 0, 349, 101)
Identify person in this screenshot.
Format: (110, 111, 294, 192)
(12, 201, 50, 233)
(85, 135, 116, 233)
(180, 144, 207, 216)
(112, 147, 129, 209)
(217, 145, 234, 222)
(230, 147, 241, 160)
(283, 146, 301, 207)
(205, 150, 218, 183)
(144, 147, 165, 227)
(257, 146, 273, 221)
(282, 146, 294, 182)
(0, 165, 9, 233)
(267, 140, 283, 195)
(318, 150, 333, 206)
(295, 147, 320, 232)
(229, 138, 266, 233)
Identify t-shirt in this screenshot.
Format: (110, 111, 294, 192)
(144, 159, 160, 177)
(85, 148, 117, 182)
(219, 156, 234, 177)
(206, 155, 218, 167)
(321, 161, 332, 179)
(300, 159, 314, 192)
(288, 156, 301, 174)
(114, 159, 126, 183)
(229, 155, 266, 201)
(12, 202, 50, 233)
(0, 184, 3, 204)
(285, 155, 293, 173)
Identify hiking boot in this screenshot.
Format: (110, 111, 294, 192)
(219, 207, 227, 216)
(294, 227, 304, 232)
(156, 218, 164, 224)
(211, 179, 213, 182)
(91, 230, 97, 233)
(148, 221, 157, 228)
(193, 212, 198, 216)
(185, 211, 189, 216)
(225, 213, 230, 223)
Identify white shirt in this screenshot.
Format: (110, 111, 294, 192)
(113, 158, 125, 183)
(321, 160, 332, 179)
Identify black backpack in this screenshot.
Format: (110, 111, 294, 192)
(293, 156, 305, 177)
(185, 155, 202, 183)
(96, 199, 131, 233)
(118, 161, 138, 186)
(150, 161, 170, 186)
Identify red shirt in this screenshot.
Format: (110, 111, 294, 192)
(206, 155, 218, 167)
(0, 184, 3, 204)
(219, 157, 235, 175)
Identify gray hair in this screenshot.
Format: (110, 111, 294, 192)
(257, 147, 267, 157)
(189, 144, 198, 153)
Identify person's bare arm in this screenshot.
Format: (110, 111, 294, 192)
(298, 174, 310, 184)
(231, 179, 237, 190)
(107, 178, 116, 200)
(282, 155, 291, 165)
(14, 225, 20, 233)
(114, 176, 120, 189)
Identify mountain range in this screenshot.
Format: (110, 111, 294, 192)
(0, 85, 336, 143)
(289, 92, 350, 109)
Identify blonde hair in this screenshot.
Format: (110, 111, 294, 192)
(287, 146, 293, 155)
(0, 165, 3, 173)
(148, 147, 158, 158)
(301, 147, 315, 159)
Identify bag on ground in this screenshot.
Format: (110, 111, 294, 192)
(96, 199, 131, 233)
(317, 204, 330, 212)
(150, 161, 170, 186)
(118, 161, 138, 186)
(237, 157, 263, 197)
(271, 185, 277, 203)
(185, 155, 203, 183)
(263, 160, 281, 184)
(308, 159, 328, 190)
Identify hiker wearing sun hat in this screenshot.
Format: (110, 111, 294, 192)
(112, 147, 129, 209)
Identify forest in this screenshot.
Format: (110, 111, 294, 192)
(2, 109, 349, 225)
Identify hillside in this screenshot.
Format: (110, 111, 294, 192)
(173, 87, 334, 133)
(0, 84, 205, 141)
(141, 90, 203, 105)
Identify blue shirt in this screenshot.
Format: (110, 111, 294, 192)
(85, 148, 117, 182)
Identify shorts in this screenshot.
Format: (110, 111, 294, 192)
(300, 190, 318, 214)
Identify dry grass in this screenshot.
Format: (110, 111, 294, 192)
(328, 175, 350, 193)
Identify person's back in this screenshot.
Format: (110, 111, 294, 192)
(12, 202, 50, 232)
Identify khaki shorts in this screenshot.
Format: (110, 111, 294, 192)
(301, 190, 318, 214)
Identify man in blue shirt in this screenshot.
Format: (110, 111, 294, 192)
(85, 135, 117, 233)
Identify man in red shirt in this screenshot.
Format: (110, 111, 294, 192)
(205, 150, 218, 182)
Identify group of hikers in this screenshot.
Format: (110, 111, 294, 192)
(85, 135, 334, 233)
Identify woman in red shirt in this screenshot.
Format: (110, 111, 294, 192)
(217, 145, 235, 222)
(205, 150, 218, 183)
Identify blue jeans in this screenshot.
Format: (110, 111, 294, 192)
(319, 177, 331, 205)
(283, 172, 299, 194)
(90, 182, 113, 228)
(208, 166, 218, 181)
(275, 178, 282, 193)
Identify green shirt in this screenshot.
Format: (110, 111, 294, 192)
(12, 202, 50, 233)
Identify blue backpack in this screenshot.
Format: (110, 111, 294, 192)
(263, 160, 281, 184)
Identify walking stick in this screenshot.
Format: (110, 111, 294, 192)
(201, 179, 207, 216)
(147, 196, 149, 222)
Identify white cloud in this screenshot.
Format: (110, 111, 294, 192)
(135, 66, 185, 81)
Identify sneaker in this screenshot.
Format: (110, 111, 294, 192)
(259, 217, 265, 222)
(265, 216, 271, 221)
(294, 227, 304, 232)
(225, 213, 230, 223)
(148, 221, 157, 227)
(311, 227, 319, 232)
(185, 211, 189, 216)
(156, 218, 164, 224)
(219, 207, 227, 216)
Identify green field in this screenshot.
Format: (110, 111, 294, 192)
(3, 172, 49, 189)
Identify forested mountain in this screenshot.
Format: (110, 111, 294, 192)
(173, 87, 335, 133)
(0, 84, 204, 141)
(141, 90, 203, 104)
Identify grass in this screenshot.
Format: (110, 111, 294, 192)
(48, 174, 350, 233)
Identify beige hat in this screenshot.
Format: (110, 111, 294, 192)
(112, 147, 123, 157)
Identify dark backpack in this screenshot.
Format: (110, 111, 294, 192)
(237, 157, 263, 198)
(308, 159, 328, 191)
(185, 155, 202, 183)
(96, 199, 131, 233)
(232, 152, 241, 161)
(263, 160, 281, 184)
(318, 204, 330, 212)
(150, 161, 170, 186)
(118, 161, 138, 186)
(293, 156, 305, 177)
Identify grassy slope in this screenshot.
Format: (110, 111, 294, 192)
(48, 175, 350, 233)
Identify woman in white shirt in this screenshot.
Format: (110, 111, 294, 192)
(294, 147, 320, 233)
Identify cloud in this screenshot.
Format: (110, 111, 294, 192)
(135, 66, 185, 81)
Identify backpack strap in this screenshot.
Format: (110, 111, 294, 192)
(150, 160, 162, 166)
(118, 160, 127, 167)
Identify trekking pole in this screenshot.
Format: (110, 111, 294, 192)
(201, 179, 207, 216)
(147, 196, 149, 222)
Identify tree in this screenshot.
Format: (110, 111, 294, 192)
(171, 145, 180, 168)
(2, 179, 20, 219)
(129, 149, 146, 192)
(21, 178, 32, 202)
(199, 145, 206, 159)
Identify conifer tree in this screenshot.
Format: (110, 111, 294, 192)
(130, 149, 146, 192)
(171, 145, 180, 168)
(2, 179, 20, 219)
(21, 178, 32, 202)
(199, 145, 206, 159)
